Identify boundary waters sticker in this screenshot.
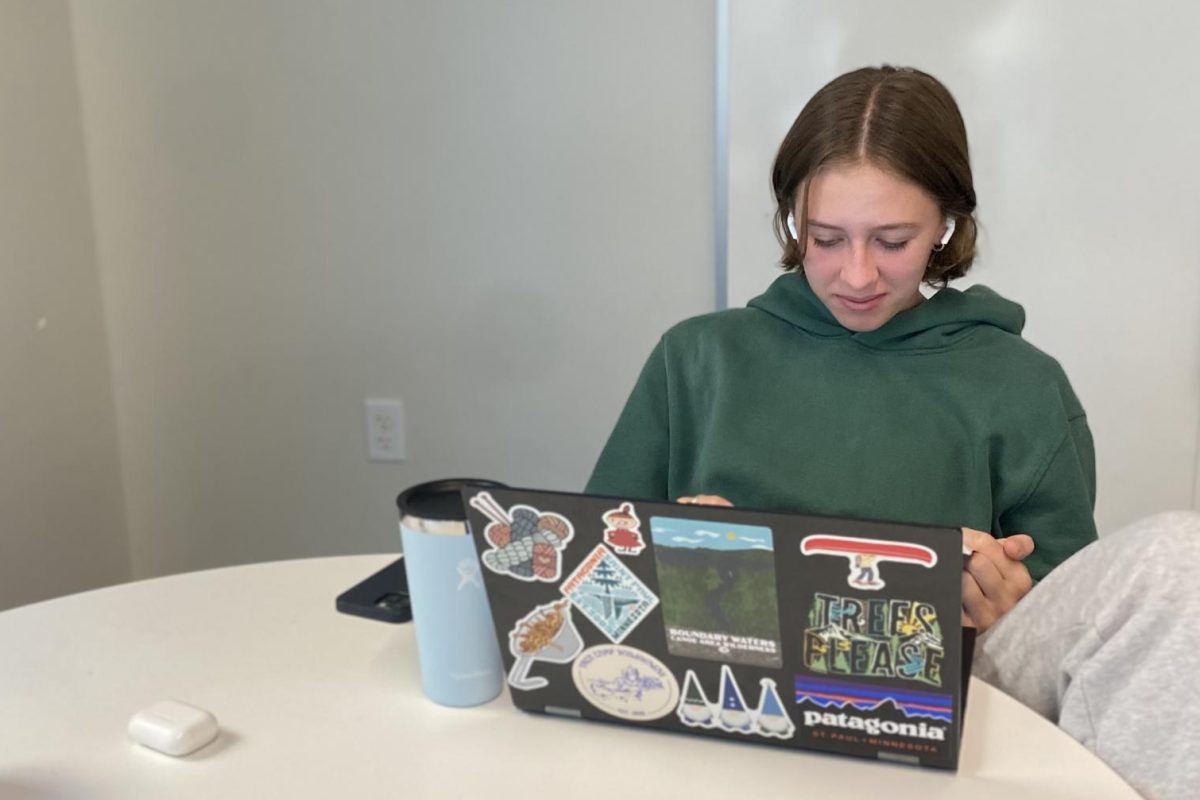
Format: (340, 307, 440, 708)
(560, 545, 658, 643)
(650, 516, 783, 668)
(572, 645, 679, 721)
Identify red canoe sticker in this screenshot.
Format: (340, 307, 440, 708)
(800, 534, 937, 591)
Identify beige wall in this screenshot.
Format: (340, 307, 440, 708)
(0, 0, 130, 609)
(70, 1, 715, 579)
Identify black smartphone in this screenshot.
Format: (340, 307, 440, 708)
(335, 556, 412, 623)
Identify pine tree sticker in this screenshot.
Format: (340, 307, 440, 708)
(559, 545, 659, 644)
(592, 561, 621, 594)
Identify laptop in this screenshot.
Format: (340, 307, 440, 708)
(463, 486, 974, 770)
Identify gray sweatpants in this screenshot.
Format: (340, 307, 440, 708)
(973, 511, 1200, 800)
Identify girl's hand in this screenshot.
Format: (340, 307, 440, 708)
(961, 528, 1035, 633)
(675, 495, 734, 507)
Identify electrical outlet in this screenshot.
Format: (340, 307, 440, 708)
(365, 398, 405, 462)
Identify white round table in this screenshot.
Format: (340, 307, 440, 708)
(0, 555, 1141, 798)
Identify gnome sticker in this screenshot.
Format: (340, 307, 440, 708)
(602, 503, 646, 556)
(717, 665, 754, 733)
(676, 667, 795, 740)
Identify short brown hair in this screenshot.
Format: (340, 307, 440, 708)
(771, 66, 978, 285)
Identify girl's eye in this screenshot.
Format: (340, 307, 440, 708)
(878, 240, 910, 252)
(812, 238, 842, 249)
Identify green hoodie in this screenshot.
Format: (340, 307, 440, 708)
(586, 272, 1097, 582)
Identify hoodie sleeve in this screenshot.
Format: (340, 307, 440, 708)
(585, 338, 671, 500)
(999, 414, 1098, 582)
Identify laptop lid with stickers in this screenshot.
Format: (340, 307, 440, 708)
(464, 487, 972, 770)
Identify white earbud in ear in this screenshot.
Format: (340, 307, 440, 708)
(937, 216, 956, 249)
(786, 212, 799, 240)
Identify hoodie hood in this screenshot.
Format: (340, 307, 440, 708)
(747, 272, 1025, 351)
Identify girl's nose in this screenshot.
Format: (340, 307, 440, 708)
(841, 242, 878, 290)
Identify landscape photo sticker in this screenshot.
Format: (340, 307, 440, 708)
(650, 516, 783, 668)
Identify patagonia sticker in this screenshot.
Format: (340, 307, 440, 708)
(794, 676, 953, 722)
(795, 676, 951, 749)
(560, 544, 658, 643)
(571, 644, 679, 721)
(507, 600, 583, 691)
(471, 491, 574, 582)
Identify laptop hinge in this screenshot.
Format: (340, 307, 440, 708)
(877, 752, 921, 767)
(543, 706, 582, 718)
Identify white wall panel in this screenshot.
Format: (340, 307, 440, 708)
(727, 1, 1200, 533)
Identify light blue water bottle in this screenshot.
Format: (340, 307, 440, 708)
(397, 479, 505, 707)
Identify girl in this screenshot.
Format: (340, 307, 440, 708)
(586, 69, 1200, 798)
(585, 66, 1097, 633)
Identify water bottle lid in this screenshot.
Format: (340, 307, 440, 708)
(396, 478, 507, 534)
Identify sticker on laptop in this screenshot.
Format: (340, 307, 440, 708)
(602, 502, 646, 556)
(677, 666, 794, 739)
(803, 591, 945, 687)
(678, 669, 716, 728)
(560, 544, 658, 643)
(507, 600, 584, 691)
(649, 516, 783, 668)
(794, 676, 953, 723)
(799, 534, 937, 591)
(794, 676, 951, 745)
(470, 491, 574, 582)
(715, 664, 754, 733)
(571, 644, 679, 721)
(753, 678, 796, 739)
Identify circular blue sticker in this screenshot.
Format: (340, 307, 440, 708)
(571, 644, 680, 721)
